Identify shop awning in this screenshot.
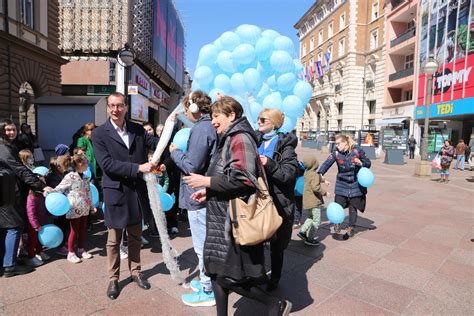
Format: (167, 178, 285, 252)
(376, 117, 409, 126)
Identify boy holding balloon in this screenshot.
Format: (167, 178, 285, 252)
(297, 155, 329, 246)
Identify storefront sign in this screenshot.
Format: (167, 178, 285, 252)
(128, 85, 138, 95)
(130, 94, 149, 122)
(150, 81, 169, 105)
(131, 67, 150, 97)
(415, 97, 474, 119)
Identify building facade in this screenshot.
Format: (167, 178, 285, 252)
(59, 0, 186, 126)
(416, 0, 474, 147)
(382, 0, 420, 144)
(295, 0, 385, 140)
(0, 0, 66, 128)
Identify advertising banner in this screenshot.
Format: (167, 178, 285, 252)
(130, 94, 149, 122)
(166, 0, 177, 80)
(417, 0, 474, 118)
(131, 67, 150, 97)
(152, 0, 168, 70)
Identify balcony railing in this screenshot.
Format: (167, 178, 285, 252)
(390, 28, 416, 48)
(335, 84, 342, 93)
(391, 0, 405, 10)
(366, 80, 375, 89)
(389, 67, 414, 81)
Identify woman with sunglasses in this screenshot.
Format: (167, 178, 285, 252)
(256, 108, 298, 292)
(318, 134, 371, 238)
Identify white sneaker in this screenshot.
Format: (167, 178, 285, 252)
(78, 249, 93, 259)
(38, 252, 50, 261)
(67, 253, 82, 264)
(141, 236, 150, 245)
(120, 246, 128, 260)
(27, 256, 44, 267)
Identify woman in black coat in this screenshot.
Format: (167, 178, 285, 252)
(256, 108, 298, 291)
(184, 97, 292, 316)
(0, 119, 48, 277)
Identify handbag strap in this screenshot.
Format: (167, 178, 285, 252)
(231, 198, 239, 229)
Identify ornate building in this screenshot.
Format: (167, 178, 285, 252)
(295, 0, 385, 139)
(0, 0, 66, 127)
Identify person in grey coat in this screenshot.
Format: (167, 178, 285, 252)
(169, 90, 217, 307)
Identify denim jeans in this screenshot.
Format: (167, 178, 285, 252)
(455, 155, 465, 170)
(0, 227, 21, 268)
(187, 208, 212, 292)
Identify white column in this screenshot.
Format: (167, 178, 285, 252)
(115, 57, 125, 94)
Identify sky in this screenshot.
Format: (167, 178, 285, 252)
(174, 0, 315, 77)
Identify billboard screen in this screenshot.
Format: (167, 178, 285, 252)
(416, 0, 474, 119)
(152, 0, 184, 88)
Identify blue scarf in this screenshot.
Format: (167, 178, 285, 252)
(262, 130, 277, 140)
(259, 132, 279, 159)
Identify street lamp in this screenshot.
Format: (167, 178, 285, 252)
(420, 57, 439, 161)
(117, 43, 136, 68)
(116, 43, 136, 106)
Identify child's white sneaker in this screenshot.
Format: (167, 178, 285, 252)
(78, 249, 93, 259)
(67, 253, 82, 263)
(120, 246, 128, 260)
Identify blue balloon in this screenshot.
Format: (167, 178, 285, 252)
(327, 202, 345, 224)
(270, 50, 294, 73)
(194, 66, 214, 86)
(243, 68, 262, 93)
(198, 44, 219, 67)
(293, 59, 304, 73)
(33, 166, 48, 176)
(84, 167, 92, 179)
(266, 75, 277, 89)
(261, 29, 281, 40)
(249, 101, 262, 122)
(90, 183, 99, 207)
(38, 224, 64, 248)
(216, 50, 236, 73)
(232, 43, 256, 65)
(160, 192, 174, 211)
(279, 116, 294, 133)
(294, 176, 304, 196)
(293, 80, 313, 105)
(220, 31, 241, 51)
(45, 192, 70, 216)
(235, 24, 262, 45)
(282, 95, 303, 113)
(255, 37, 273, 61)
(357, 167, 375, 188)
(277, 72, 297, 92)
(156, 184, 165, 193)
(230, 73, 247, 95)
(214, 74, 232, 93)
(273, 36, 295, 55)
(172, 128, 191, 153)
(209, 88, 224, 102)
(256, 83, 270, 101)
(263, 92, 282, 110)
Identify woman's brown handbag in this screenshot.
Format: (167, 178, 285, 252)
(229, 171, 282, 246)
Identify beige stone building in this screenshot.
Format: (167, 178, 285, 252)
(0, 0, 66, 127)
(295, 0, 385, 139)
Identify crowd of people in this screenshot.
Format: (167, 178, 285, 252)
(0, 90, 374, 315)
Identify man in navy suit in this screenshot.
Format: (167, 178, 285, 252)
(93, 92, 158, 300)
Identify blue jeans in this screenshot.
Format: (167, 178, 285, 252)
(187, 208, 212, 292)
(0, 228, 21, 268)
(455, 155, 465, 170)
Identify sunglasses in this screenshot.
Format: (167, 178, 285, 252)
(257, 117, 271, 124)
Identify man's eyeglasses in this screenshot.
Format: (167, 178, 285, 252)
(108, 103, 126, 109)
(257, 117, 270, 124)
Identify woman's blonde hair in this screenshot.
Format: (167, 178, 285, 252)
(260, 108, 284, 129)
(336, 134, 355, 151)
(18, 149, 33, 165)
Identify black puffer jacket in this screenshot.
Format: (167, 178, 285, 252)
(0, 143, 45, 228)
(204, 117, 266, 282)
(257, 132, 298, 220)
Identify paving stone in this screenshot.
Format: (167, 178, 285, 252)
(448, 248, 474, 267)
(322, 247, 379, 273)
(342, 274, 418, 313)
(316, 293, 394, 315)
(384, 248, 445, 272)
(364, 259, 434, 291)
(437, 260, 474, 282)
(413, 224, 466, 248)
(306, 260, 360, 290)
(398, 238, 453, 258)
(358, 229, 408, 246)
(340, 237, 395, 258)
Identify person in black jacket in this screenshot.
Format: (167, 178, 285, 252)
(0, 119, 51, 277)
(183, 97, 292, 316)
(256, 108, 298, 291)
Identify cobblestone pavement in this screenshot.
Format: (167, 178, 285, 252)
(1, 147, 472, 315)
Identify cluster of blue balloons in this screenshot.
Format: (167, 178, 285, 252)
(193, 24, 312, 132)
(172, 128, 191, 152)
(156, 184, 176, 212)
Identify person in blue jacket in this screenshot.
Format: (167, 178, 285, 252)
(169, 90, 218, 307)
(318, 134, 371, 238)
